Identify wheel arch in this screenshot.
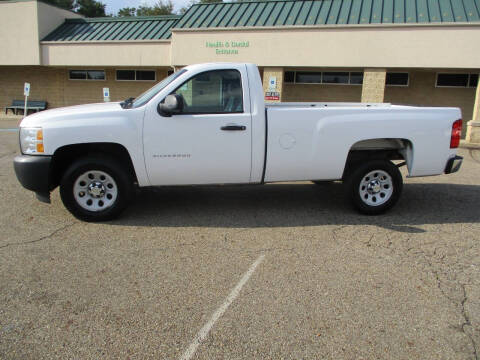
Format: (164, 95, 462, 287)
(343, 138, 414, 179)
(50, 142, 138, 190)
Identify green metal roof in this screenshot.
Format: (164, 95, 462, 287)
(42, 0, 480, 42)
(42, 16, 180, 41)
(175, 0, 480, 28)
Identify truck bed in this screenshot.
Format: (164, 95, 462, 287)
(264, 103, 460, 182)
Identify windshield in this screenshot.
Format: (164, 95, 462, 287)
(132, 69, 187, 108)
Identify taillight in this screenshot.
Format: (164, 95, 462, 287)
(450, 119, 462, 148)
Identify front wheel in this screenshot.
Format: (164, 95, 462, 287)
(346, 160, 403, 215)
(60, 156, 134, 222)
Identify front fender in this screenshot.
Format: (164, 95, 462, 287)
(32, 108, 149, 186)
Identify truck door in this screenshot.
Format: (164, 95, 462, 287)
(143, 68, 252, 185)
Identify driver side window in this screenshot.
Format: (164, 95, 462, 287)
(173, 69, 243, 114)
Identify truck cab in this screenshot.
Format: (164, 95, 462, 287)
(142, 63, 266, 186)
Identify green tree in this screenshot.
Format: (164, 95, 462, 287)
(75, 0, 106, 17)
(135, 0, 174, 16)
(117, 7, 136, 16)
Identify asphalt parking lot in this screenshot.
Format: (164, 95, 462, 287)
(1, 125, 479, 359)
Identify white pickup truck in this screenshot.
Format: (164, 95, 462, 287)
(14, 63, 463, 221)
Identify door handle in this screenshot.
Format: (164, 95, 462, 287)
(221, 125, 246, 131)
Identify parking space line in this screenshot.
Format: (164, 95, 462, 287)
(179, 254, 265, 360)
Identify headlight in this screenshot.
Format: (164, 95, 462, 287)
(20, 127, 44, 154)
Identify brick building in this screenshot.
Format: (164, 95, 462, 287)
(1, 0, 480, 141)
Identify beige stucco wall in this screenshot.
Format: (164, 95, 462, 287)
(262, 67, 284, 102)
(473, 81, 480, 123)
(466, 82, 480, 144)
(171, 25, 480, 69)
(361, 69, 386, 103)
(37, 1, 82, 40)
(466, 81, 480, 143)
(41, 41, 172, 67)
(0, 0, 81, 66)
(0, 66, 169, 110)
(0, 1, 41, 65)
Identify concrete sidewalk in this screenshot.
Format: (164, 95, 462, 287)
(0, 115, 22, 129)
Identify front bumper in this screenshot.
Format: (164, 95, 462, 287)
(445, 155, 463, 174)
(13, 155, 52, 203)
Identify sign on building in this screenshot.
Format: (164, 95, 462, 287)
(268, 76, 277, 91)
(103, 88, 110, 102)
(265, 91, 280, 100)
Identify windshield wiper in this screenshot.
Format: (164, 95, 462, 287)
(120, 97, 135, 109)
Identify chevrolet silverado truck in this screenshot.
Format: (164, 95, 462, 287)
(14, 63, 463, 221)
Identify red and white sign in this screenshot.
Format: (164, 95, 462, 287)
(265, 91, 280, 100)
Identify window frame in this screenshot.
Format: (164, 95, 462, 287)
(68, 69, 106, 81)
(116, 69, 156, 82)
(469, 74, 479, 88)
(294, 71, 323, 84)
(385, 72, 410, 87)
(435, 73, 478, 88)
(168, 69, 244, 115)
(321, 71, 351, 85)
(349, 72, 364, 85)
(284, 70, 363, 86)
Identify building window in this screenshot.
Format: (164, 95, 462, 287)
(69, 70, 105, 80)
(116, 70, 156, 81)
(322, 72, 349, 84)
(284, 71, 295, 83)
(436, 73, 479, 88)
(386, 73, 409, 86)
(285, 71, 363, 85)
(350, 72, 364, 85)
(296, 72, 322, 84)
(116, 70, 135, 80)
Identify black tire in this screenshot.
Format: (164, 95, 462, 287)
(345, 159, 403, 215)
(60, 155, 134, 222)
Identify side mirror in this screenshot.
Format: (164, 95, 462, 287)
(158, 94, 183, 117)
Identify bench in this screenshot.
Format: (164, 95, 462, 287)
(5, 100, 47, 115)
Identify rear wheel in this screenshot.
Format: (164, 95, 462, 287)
(346, 160, 402, 215)
(60, 156, 133, 221)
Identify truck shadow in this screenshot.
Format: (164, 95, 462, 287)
(114, 182, 479, 233)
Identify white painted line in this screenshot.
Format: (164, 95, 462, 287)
(179, 254, 265, 360)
